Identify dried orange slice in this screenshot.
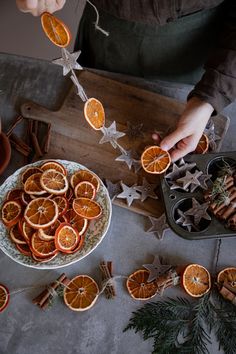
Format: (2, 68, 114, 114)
(194, 133, 209, 154)
(21, 192, 32, 206)
(53, 196, 69, 217)
(126, 269, 158, 300)
(55, 223, 80, 252)
(6, 188, 23, 203)
(65, 187, 74, 201)
(1, 200, 22, 228)
(182, 264, 211, 297)
(73, 198, 102, 220)
(65, 209, 88, 235)
(9, 224, 27, 245)
(40, 169, 69, 195)
(32, 253, 57, 263)
(16, 243, 31, 257)
(22, 167, 42, 184)
(64, 275, 99, 311)
(40, 161, 67, 176)
(41, 12, 71, 48)
(24, 198, 58, 229)
(84, 98, 105, 130)
(22, 221, 35, 243)
(217, 267, 236, 288)
(74, 181, 96, 200)
(31, 232, 58, 258)
(141, 146, 171, 174)
(24, 173, 45, 195)
(38, 219, 61, 241)
(71, 170, 100, 191)
(0, 284, 10, 312)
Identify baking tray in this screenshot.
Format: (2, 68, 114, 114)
(161, 151, 236, 240)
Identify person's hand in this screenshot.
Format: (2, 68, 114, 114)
(160, 97, 214, 162)
(16, 0, 66, 16)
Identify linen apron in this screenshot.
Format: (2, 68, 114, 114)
(75, 3, 222, 85)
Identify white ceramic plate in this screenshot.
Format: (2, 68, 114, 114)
(0, 160, 112, 269)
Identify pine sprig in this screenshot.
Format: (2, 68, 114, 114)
(124, 290, 236, 354)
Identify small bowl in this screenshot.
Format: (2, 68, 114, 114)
(0, 133, 11, 175)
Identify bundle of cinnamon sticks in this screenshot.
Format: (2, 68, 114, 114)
(6, 114, 51, 162)
(32, 273, 70, 310)
(100, 261, 116, 299)
(204, 174, 236, 230)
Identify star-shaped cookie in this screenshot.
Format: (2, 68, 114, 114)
(185, 198, 211, 225)
(52, 48, 83, 76)
(99, 121, 125, 149)
(147, 213, 169, 240)
(134, 177, 158, 202)
(143, 255, 172, 282)
(105, 179, 122, 201)
(116, 182, 140, 206)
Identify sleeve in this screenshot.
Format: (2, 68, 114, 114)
(188, 0, 236, 114)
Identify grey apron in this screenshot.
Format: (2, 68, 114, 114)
(75, 3, 222, 84)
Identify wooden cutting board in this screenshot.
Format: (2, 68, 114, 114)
(20, 70, 227, 217)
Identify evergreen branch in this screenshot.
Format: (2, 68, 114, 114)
(124, 296, 211, 354)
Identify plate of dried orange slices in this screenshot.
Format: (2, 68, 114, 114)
(0, 160, 112, 269)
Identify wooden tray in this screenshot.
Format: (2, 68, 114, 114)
(20, 70, 229, 217)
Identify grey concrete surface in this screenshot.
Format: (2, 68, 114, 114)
(0, 53, 236, 354)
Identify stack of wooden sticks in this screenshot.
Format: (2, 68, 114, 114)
(205, 173, 236, 230)
(6, 115, 51, 162)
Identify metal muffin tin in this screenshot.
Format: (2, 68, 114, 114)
(161, 151, 236, 240)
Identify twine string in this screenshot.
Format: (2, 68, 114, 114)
(86, 0, 109, 36)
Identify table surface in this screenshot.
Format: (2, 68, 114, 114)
(0, 52, 236, 354)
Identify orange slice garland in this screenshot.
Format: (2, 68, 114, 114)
(73, 198, 102, 220)
(182, 264, 211, 297)
(84, 98, 105, 130)
(40, 169, 69, 195)
(141, 146, 171, 174)
(41, 12, 71, 48)
(126, 269, 158, 300)
(64, 275, 99, 311)
(0, 284, 10, 312)
(24, 198, 58, 229)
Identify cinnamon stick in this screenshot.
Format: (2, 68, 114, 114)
(6, 115, 23, 137)
(43, 123, 52, 153)
(10, 133, 31, 152)
(30, 132, 43, 157)
(10, 137, 30, 157)
(100, 261, 116, 299)
(33, 273, 69, 309)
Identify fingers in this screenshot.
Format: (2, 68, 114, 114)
(169, 137, 198, 162)
(16, 0, 38, 12)
(16, 0, 66, 15)
(160, 128, 187, 151)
